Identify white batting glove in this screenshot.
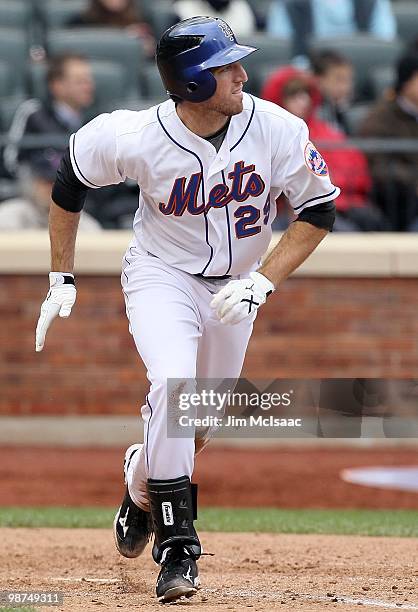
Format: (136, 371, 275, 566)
(35, 272, 76, 352)
(210, 271, 275, 325)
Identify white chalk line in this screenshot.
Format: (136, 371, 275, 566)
(306, 594, 418, 610)
(51, 577, 121, 584)
(204, 587, 418, 610)
(49, 580, 418, 609)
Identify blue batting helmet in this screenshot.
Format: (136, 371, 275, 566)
(156, 16, 258, 103)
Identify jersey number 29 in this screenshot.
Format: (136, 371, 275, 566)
(234, 196, 271, 239)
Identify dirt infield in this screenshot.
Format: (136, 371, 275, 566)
(0, 529, 417, 611)
(1, 447, 418, 610)
(0, 446, 417, 508)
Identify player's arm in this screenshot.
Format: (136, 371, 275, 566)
(35, 148, 89, 352)
(258, 201, 335, 287)
(50, 148, 89, 271)
(35, 112, 125, 351)
(49, 202, 79, 272)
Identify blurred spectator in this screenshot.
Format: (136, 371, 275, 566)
(4, 54, 95, 175)
(310, 50, 354, 134)
(0, 152, 101, 231)
(261, 66, 386, 231)
(267, 0, 397, 63)
(359, 52, 418, 231)
(4, 53, 138, 229)
(172, 1, 258, 37)
(68, 0, 155, 56)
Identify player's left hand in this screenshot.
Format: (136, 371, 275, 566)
(210, 271, 275, 325)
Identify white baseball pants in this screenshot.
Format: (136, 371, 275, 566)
(121, 242, 255, 511)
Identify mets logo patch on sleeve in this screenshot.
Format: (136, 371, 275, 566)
(304, 141, 329, 176)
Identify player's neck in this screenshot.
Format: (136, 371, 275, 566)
(176, 103, 230, 138)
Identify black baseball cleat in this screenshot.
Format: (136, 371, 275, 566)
(156, 546, 200, 603)
(113, 444, 153, 558)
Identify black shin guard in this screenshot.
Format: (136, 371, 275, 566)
(147, 475, 201, 563)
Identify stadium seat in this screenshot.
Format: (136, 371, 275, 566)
(146, 4, 176, 38)
(0, 96, 27, 132)
(393, 1, 418, 45)
(136, 0, 173, 20)
(0, 60, 13, 100)
(239, 34, 291, 96)
(40, 0, 88, 29)
(0, 28, 28, 96)
(344, 103, 372, 135)
(308, 35, 404, 100)
(240, 33, 291, 64)
(100, 96, 163, 114)
(46, 28, 144, 97)
(0, 0, 32, 29)
(89, 60, 129, 110)
(28, 62, 52, 101)
(29, 59, 128, 111)
(370, 65, 395, 99)
(140, 64, 168, 100)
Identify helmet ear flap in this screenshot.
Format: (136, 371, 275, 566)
(184, 69, 217, 102)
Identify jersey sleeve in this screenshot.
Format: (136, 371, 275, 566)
(69, 113, 125, 189)
(273, 121, 340, 215)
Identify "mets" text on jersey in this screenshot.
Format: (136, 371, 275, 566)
(159, 161, 266, 216)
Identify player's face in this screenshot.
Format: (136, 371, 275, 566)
(207, 62, 248, 116)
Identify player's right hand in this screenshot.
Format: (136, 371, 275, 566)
(35, 272, 76, 352)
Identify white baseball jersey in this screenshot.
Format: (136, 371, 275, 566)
(70, 93, 340, 276)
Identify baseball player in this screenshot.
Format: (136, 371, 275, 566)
(35, 17, 339, 603)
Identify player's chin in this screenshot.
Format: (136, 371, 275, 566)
(228, 96, 244, 115)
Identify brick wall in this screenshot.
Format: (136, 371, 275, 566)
(1, 275, 417, 415)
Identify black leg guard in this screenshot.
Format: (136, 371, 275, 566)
(147, 475, 201, 563)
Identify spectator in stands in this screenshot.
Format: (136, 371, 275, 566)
(310, 50, 354, 134)
(261, 66, 386, 231)
(68, 0, 155, 56)
(0, 151, 101, 231)
(4, 53, 138, 230)
(359, 52, 418, 231)
(4, 54, 95, 175)
(172, 1, 258, 37)
(267, 0, 397, 65)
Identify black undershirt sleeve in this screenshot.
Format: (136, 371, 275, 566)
(296, 200, 336, 231)
(51, 147, 89, 213)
